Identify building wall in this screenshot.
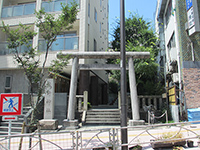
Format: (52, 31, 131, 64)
(183, 68, 200, 109)
(0, 69, 29, 93)
(156, 0, 200, 112)
(0, 69, 50, 94)
(0, 0, 109, 98)
(176, 0, 200, 109)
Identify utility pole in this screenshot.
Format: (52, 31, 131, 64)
(120, 0, 128, 149)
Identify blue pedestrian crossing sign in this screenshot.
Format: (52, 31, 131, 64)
(0, 93, 23, 116)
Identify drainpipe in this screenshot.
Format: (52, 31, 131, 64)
(173, 0, 183, 117)
(191, 42, 195, 61)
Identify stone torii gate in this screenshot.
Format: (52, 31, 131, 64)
(59, 52, 150, 128)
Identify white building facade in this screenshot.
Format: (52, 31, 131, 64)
(0, 0, 109, 105)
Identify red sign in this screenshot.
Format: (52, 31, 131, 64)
(0, 93, 23, 116)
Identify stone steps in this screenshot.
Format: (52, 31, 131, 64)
(85, 108, 120, 125)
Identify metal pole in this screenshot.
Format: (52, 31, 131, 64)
(120, 0, 128, 149)
(8, 121, 11, 150)
(112, 128, 116, 150)
(76, 131, 78, 150)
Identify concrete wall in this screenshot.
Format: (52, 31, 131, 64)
(0, 69, 49, 93)
(0, 69, 29, 93)
(54, 93, 68, 125)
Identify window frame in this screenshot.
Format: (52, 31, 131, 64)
(94, 8, 97, 22)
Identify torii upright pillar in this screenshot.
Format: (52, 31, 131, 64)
(128, 57, 145, 125)
(63, 57, 79, 129)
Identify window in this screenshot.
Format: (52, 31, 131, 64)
(88, 3, 90, 17)
(5, 76, 12, 93)
(94, 8, 97, 22)
(94, 39, 97, 51)
(39, 32, 78, 51)
(167, 32, 176, 50)
(52, 32, 78, 50)
(165, 0, 172, 26)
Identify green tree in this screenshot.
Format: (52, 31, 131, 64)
(110, 13, 164, 95)
(1, 1, 78, 129)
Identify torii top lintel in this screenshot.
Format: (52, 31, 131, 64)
(58, 52, 150, 59)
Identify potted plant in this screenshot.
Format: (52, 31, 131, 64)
(151, 132, 186, 149)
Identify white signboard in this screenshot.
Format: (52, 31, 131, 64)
(187, 7, 195, 29)
(2, 116, 18, 121)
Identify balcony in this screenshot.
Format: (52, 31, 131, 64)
(0, 41, 32, 55)
(1, 0, 80, 18)
(1, 3, 36, 18)
(0, 36, 78, 55)
(38, 36, 79, 51)
(42, 0, 80, 12)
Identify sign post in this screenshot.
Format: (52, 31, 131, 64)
(0, 93, 23, 149)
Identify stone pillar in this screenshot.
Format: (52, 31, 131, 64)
(39, 78, 58, 130)
(63, 57, 79, 129)
(67, 57, 79, 120)
(128, 57, 144, 126)
(44, 78, 55, 119)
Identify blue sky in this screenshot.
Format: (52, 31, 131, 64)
(109, 0, 157, 41)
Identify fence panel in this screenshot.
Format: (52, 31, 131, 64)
(1, 121, 200, 150)
(0, 131, 74, 150)
(79, 128, 114, 149)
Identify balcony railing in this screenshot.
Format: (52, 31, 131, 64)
(0, 36, 78, 55)
(39, 36, 79, 51)
(42, 0, 80, 12)
(1, 3, 36, 18)
(1, 0, 79, 18)
(0, 41, 33, 55)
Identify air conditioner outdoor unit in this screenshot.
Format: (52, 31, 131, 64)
(172, 73, 179, 83)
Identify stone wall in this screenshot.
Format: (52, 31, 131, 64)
(183, 68, 200, 109)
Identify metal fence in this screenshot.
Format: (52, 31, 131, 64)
(1, 121, 200, 150)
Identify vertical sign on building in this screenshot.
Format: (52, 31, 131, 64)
(186, 0, 195, 29)
(168, 86, 177, 105)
